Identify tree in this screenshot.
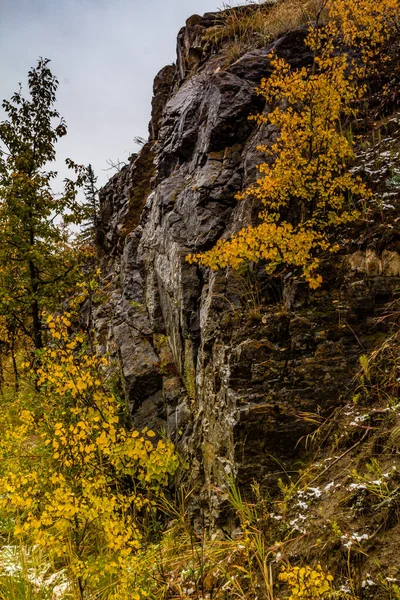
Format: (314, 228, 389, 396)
(79, 164, 100, 246)
(0, 311, 178, 598)
(188, 0, 398, 288)
(0, 58, 84, 350)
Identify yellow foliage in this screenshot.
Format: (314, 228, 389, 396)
(279, 563, 335, 599)
(188, 0, 398, 287)
(325, 0, 399, 66)
(0, 314, 179, 597)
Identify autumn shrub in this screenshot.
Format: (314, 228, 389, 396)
(326, 0, 400, 66)
(0, 314, 179, 599)
(189, 0, 398, 289)
(279, 563, 336, 599)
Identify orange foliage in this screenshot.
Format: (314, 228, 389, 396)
(188, 0, 398, 288)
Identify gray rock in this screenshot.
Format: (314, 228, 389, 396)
(227, 27, 313, 82)
(92, 9, 400, 528)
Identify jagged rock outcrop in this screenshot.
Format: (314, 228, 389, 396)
(94, 8, 400, 527)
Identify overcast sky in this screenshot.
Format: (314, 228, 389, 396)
(0, 0, 233, 191)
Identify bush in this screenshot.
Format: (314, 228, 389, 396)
(189, 0, 398, 288)
(0, 314, 178, 598)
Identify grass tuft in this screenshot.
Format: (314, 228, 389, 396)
(203, 0, 328, 63)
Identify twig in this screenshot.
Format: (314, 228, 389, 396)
(307, 429, 369, 486)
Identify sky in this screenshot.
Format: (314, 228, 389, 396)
(0, 0, 233, 192)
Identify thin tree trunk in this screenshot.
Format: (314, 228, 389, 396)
(10, 335, 19, 392)
(0, 350, 4, 395)
(29, 260, 42, 350)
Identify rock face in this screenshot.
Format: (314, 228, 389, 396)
(94, 10, 400, 527)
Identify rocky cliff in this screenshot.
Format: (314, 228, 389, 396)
(93, 6, 400, 532)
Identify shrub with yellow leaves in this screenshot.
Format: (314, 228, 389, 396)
(279, 563, 335, 599)
(188, 0, 398, 288)
(326, 0, 399, 69)
(0, 313, 179, 599)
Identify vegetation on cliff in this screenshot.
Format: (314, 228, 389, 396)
(0, 60, 179, 598)
(189, 0, 398, 288)
(1, 0, 400, 598)
(0, 284, 179, 598)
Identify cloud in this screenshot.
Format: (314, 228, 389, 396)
(0, 0, 223, 189)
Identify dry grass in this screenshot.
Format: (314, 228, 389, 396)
(203, 0, 328, 63)
(134, 483, 278, 600)
(203, 2, 275, 58)
(266, 0, 328, 37)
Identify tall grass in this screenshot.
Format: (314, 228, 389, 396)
(203, 2, 275, 60)
(0, 545, 71, 600)
(203, 0, 328, 63)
